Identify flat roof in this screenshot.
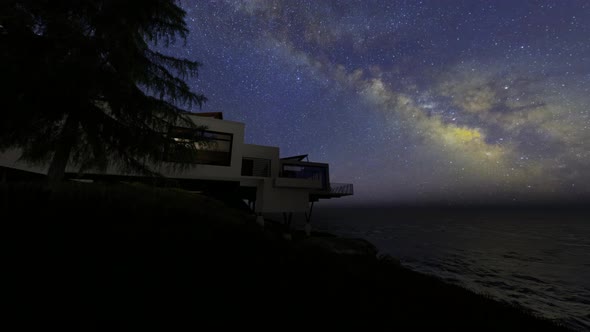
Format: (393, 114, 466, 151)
(281, 154, 308, 161)
(192, 112, 223, 119)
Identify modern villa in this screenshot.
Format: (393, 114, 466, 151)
(0, 112, 353, 233)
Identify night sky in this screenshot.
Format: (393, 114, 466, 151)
(162, 1, 590, 205)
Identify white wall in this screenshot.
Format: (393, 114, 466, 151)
(0, 114, 328, 214)
(242, 144, 279, 177)
(159, 115, 245, 181)
(0, 114, 246, 182)
(255, 179, 310, 213)
(0, 148, 48, 175)
(241, 144, 312, 213)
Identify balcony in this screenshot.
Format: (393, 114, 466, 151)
(279, 161, 329, 189)
(326, 183, 354, 195)
(310, 182, 354, 200)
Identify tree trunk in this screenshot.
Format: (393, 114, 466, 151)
(47, 115, 78, 183)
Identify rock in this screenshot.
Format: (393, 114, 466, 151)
(301, 236, 378, 257)
(378, 253, 401, 266)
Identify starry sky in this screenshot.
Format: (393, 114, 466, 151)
(162, 0, 590, 205)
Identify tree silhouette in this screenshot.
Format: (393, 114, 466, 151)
(0, 0, 206, 182)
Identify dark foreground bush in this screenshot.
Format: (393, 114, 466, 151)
(3, 182, 570, 330)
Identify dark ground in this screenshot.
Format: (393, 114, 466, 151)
(3, 182, 572, 331)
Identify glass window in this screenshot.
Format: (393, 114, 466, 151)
(281, 163, 327, 182)
(167, 127, 233, 166)
(241, 158, 270, 177)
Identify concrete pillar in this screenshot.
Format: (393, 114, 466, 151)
(282, 212, 293, 240)
(304, 202, 314, 237)
(256, 213, 264, 227)
(304, 222, 312, 236)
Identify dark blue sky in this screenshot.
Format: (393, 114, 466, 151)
(163, 0, 590, 204)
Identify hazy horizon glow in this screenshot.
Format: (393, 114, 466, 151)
(164, 0, 590, 204)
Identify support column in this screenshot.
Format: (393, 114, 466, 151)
(282, 212, 293, 240)
(256, 212, 264, 227)
(248, 199, 257, 213)
(304, 201, 315, 236)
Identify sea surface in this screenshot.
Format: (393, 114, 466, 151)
(312, 207, 590, 331)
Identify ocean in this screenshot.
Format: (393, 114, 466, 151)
(313, 207, 590, 331)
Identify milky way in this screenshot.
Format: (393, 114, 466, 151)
(161, 0, 590, 204)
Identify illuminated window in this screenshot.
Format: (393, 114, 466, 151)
(167, 127, 233, 166)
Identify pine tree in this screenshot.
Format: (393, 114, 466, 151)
(0, 0, 207, 182)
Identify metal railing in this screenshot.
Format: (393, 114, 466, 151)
(241, 157, 271, 177)
(324, 182, 354, 195)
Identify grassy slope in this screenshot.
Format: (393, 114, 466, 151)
(3, 182, 570, 330)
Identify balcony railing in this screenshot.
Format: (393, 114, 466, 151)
(318, 182, 354, 196)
